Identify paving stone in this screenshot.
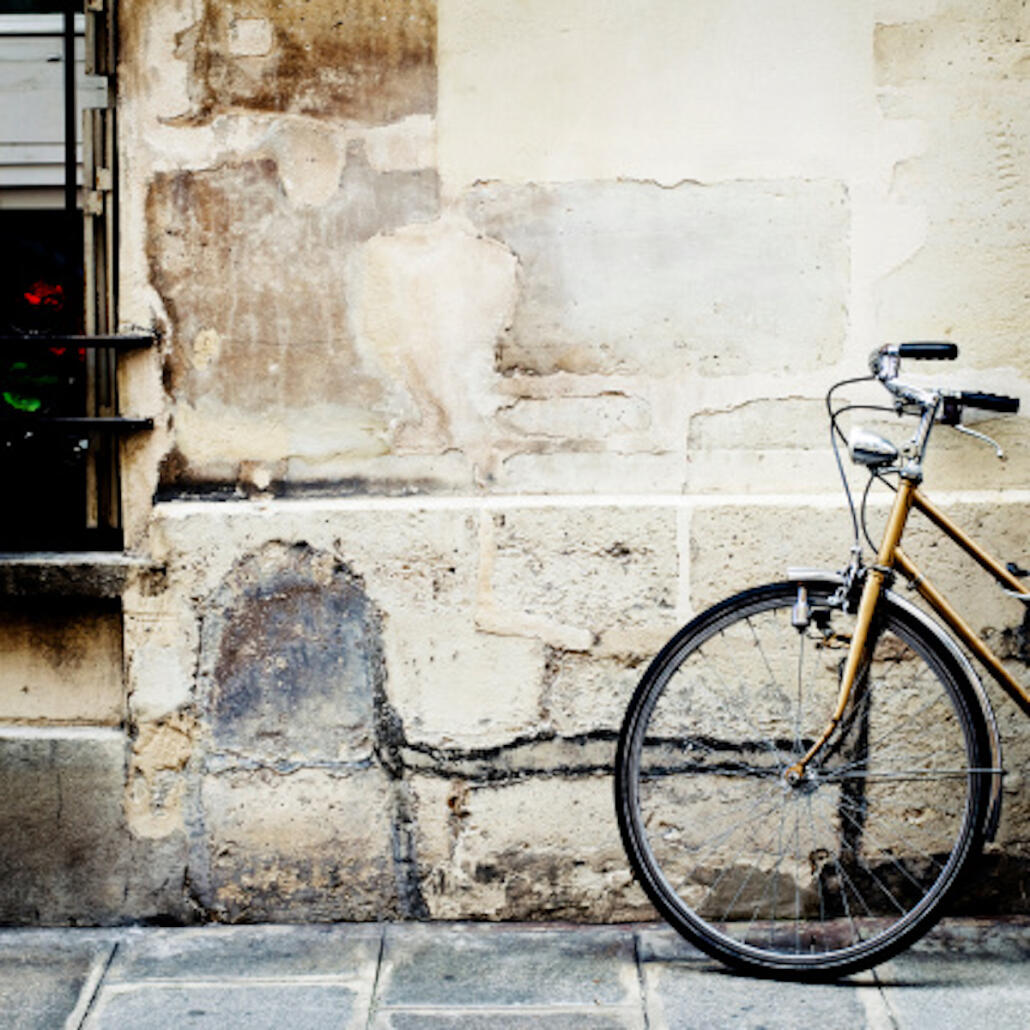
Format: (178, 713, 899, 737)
(376, 924, 639, 1009)
(0, 931, 117, 1030)
(641, 963, 875, 1030)
(84, 983, 362, 1030)
(0, 920, 1027, 1028)
(105, 924, 382, 982)
(634, 926, 712, 964)
(637, 919, 1030, 1028)
(636, 924, 885, 1029)
(877, 953, 1030, 1030)
(371, 1010, 643, 1029)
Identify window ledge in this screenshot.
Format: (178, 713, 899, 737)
(0, 552, 156, 599)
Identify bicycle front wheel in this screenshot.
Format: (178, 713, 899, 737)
(615, 580, 991, 980)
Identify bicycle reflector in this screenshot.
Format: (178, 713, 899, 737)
(848, 426, 899, 467)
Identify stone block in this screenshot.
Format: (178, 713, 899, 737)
(687, 379, 1027, 496)
(687, 396, 1029, 495)
(148, 148, 439, 407)
(372, 1012, 643, 1029)
(686, 496, 1030, 867)
(411, 774, 649, 921)
(874, 5, 1030, 371)
(0, 728, 128, 922)
(688, 397, 829, 452)
(481, 506, 678, 637)
(348, 221, 518, 466)
(642, 956, 869, 1029)
(88, 925, 381, 1030)
(875, 953, 1030, 1030)
(0, 728, 189, 924)
(685, 397, 842, 493)
(542, 650, 651, 738)
(384, 616, 546, 749)
(147, 144, 441, 493)
(89, 982, 369, 1029)
(920, 418, 1030, 493)
(123, 606, 197, 723)
(198, 766, 398, 922)
(0, 608, 123, 724)
(686, 501, 854, 612)
(337, 507, 479, 612)
(466, 179, 848, 377)
(683, 494, 1010, 603)
(489, 373, 687, 494)
(498, 394, 652, 440)
(495, 451, 683, 496)
(895, 500, 1029, 639)
(439, 0, 875, 186)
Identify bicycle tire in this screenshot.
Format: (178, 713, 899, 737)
(615, 580, 991, 980)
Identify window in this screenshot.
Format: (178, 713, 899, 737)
(0, 1, 151, 551)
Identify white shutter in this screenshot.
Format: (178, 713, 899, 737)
(0, 13, 105, 204)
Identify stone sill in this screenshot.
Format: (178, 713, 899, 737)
(0, 552, 155, 600)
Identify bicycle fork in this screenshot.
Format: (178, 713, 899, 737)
(786, 479, 917, 783)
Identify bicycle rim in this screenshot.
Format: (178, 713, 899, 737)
(616, 581, 990, 979)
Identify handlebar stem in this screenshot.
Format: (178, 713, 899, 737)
(869, 344, 943, 480)
(900, 397, 942, 482)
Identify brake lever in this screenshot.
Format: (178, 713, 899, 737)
(952, 423, 1005, 459)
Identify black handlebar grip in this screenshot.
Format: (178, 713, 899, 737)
(960, 391, 1020, 414)
(897, 342, 959, 360)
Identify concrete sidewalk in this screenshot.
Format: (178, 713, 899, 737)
(0, 918, 1026, 1029)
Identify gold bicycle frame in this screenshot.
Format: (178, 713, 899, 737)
(789, 478, 1030, 779)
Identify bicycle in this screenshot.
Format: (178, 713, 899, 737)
(615, 342, 1028, 980)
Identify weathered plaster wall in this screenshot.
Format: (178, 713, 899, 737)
(2, 0, 1028, 924)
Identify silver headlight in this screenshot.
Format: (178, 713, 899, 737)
(848, 426, 899, 467)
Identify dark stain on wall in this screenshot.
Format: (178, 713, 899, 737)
(146, 145, 439, 414)
(192, 541, 431, 921)
(200, 542, 381, 763)
(167, 0, 437, 124)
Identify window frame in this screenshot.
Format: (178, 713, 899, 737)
(0, 0, 153, 553)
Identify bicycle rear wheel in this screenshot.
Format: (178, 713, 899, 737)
(615, 580, 991, 980)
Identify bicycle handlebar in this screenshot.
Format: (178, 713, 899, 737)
(896, 342, 959, 361)
(870, 342, 1021, 419)
(941, 390, 1021, 426)
(957, 390, 1020, 414)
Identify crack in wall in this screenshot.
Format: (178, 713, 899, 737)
(372, 644, 430, 918)
(401, 730, 618, 784)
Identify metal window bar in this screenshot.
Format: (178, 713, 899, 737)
(0, 0, 153, 551)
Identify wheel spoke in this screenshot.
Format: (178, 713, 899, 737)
(617, 584, 987, 979)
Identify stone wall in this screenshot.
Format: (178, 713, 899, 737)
(1, 0, 1028, 924)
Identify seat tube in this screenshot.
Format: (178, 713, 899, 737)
(789, 479, 917, 779)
